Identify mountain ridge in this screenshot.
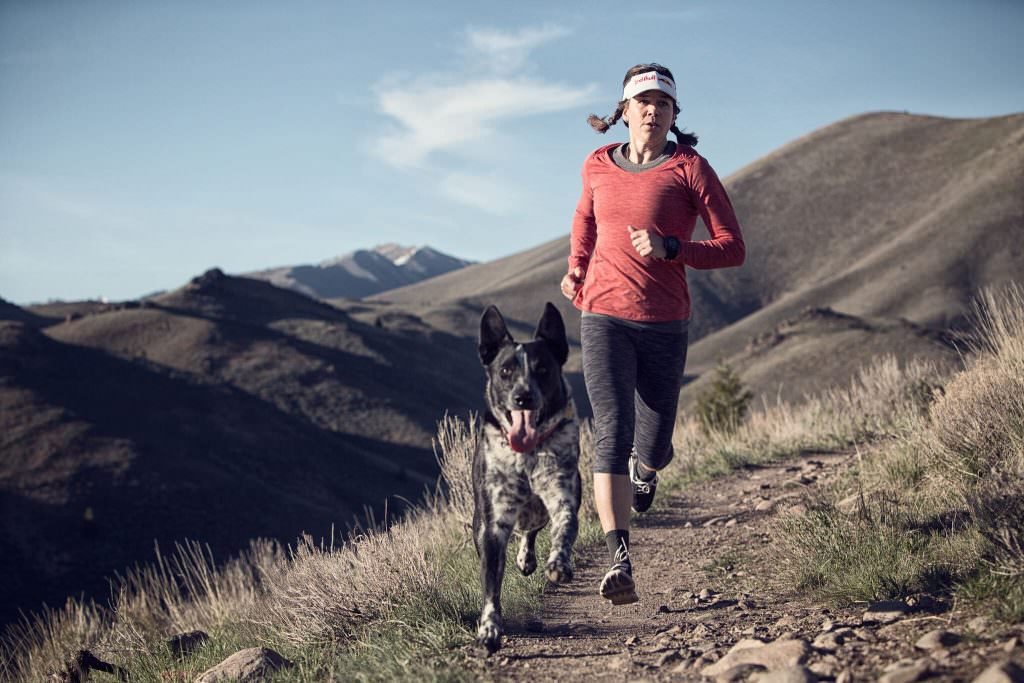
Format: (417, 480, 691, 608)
(244, 243, 474, 300)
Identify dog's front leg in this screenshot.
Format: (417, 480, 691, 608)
(477, 519, 512, 654)
(535, 468, 581, 583)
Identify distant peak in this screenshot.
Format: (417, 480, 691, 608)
(373, 244, 424, 265)
(186, 268, 228, 292)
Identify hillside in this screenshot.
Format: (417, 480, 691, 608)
(244, 244, 473, 300)
(0, 269, 482, 625)
(374, 112, 1024, 402)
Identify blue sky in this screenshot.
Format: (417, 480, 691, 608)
(2, 0, 1022, 304)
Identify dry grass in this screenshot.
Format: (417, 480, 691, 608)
(931, 285, 1024, 590)
(433, 412, 479, 531)
(0, 600, 108, 682)
(0, 539, 284, 681)
(577, 419, 598, 524)
(775, 283, 1024, 619)
(929, 357, 1024, 488)
(967, 284, 1024, 364)
(114, 539, 282, 636)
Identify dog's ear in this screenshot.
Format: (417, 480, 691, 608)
(534, 302, 568, 366)
(479, 305, 512, 365)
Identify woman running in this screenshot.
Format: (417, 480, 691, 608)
(560, 63, 746, 605)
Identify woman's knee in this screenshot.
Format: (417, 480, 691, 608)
(641, 443, 674, 471)
(632, 403, 677, 467)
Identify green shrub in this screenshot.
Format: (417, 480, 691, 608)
(695, 360, 753, 435)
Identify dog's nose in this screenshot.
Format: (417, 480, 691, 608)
(513, 391, 534, 408)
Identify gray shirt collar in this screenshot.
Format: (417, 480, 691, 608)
(611, 141, 677, 172)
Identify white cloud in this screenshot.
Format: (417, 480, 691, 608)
(377, 76, 595, 167)
(464, 24, 572, 74)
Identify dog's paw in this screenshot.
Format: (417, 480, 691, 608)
(544, 559, 573, 583)
(477, 622, 503, 655)
(516, 549, 537, 576)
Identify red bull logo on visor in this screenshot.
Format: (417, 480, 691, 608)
(622, 71, 677, 102)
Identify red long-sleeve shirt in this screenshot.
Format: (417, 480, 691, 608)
(569, 143, 745, 322)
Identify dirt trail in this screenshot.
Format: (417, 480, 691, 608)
(468, 450, 1024, 682)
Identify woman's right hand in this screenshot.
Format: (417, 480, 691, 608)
(560, 267, 585, 300)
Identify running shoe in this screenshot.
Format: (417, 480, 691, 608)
(629, 453, 658, 513)
(599, 544, 638, 605)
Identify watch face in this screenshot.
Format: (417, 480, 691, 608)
(663, 236, 680, 259)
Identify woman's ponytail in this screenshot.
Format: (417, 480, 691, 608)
(671, 124, 698, 147)
(587, 100, 627, 134)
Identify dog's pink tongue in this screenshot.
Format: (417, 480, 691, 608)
(508, 410, 538, 453)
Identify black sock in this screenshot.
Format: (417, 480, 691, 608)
(605, 530, 631, 572)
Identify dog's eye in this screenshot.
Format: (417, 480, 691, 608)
(500, 366, 513, 379)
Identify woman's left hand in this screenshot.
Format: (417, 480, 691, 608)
(627, 225, 666, 259)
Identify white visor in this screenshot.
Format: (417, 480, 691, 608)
(622, 71, 677, 102)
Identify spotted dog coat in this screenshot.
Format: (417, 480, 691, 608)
(472, 302, 582, 654)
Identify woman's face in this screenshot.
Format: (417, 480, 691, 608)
(622, 90, 676, 144)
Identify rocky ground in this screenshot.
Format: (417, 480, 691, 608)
(469, 450, 1024, 682)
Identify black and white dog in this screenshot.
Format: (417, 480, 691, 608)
(472, 302, 582, 654)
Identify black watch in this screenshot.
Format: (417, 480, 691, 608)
(661, 236, 681, 261)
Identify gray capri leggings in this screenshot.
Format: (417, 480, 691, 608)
(581, 314, 689, 475)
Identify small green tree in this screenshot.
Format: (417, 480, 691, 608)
(696, 360, 753, 435)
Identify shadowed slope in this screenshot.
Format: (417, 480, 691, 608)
(0, 320, 426, 625)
